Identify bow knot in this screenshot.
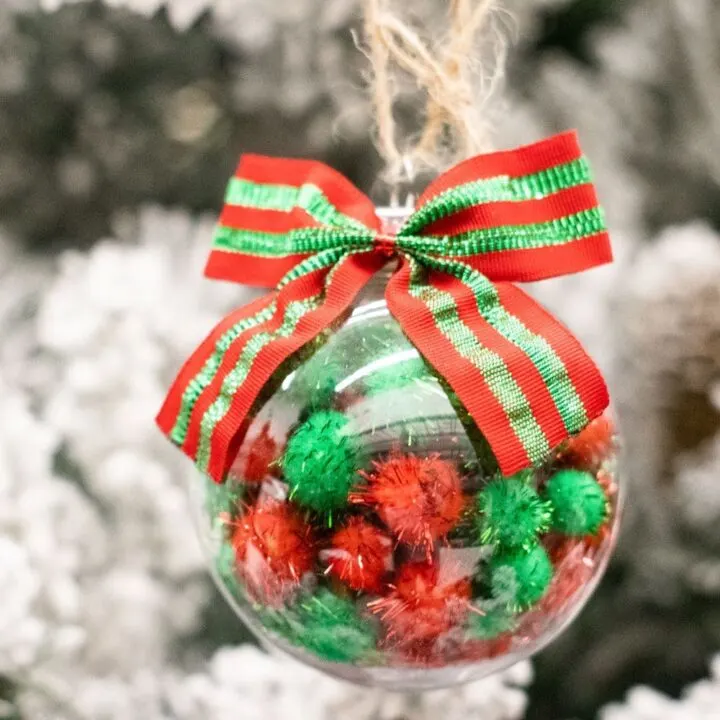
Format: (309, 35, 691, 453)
(372, 233, 398, 258)
(158, 131, 612, 482)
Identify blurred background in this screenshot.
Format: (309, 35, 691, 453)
(2, 1, 720, 718)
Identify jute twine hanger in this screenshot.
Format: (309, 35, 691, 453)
(362, 0, 506, 205)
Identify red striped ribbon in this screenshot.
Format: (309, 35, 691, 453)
(158, 131, 612, 482)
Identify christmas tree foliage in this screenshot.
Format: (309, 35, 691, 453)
(5, 1, 720, 720)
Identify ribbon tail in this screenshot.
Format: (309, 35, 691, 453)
(158, 249, 385, 482)
(386, 255, 609, 476)
(156, 293, 275, 440)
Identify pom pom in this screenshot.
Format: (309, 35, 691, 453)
(544, 469, 608, 536)
(540, 540, 594, 613)
(322, 517, 393, 593)
(216, 541, 238, 590)
(489, 544, 553, 610)
(231, 501, 315, 602)
(476, 474, 551, 550)
(204, 475, 244, 521)
(371, 560, 471, 644)
(282, 411, 364, 513)
(290, 589, 377, 663)
(560, 414, 615, 468)
(363, 354, 428, 395)
(237, 421, 280, 483)
(288, 352, 344, 410)
(461, 635, 513, 663)
(358, 454, 465, 554)
(467, 604, 517, 640)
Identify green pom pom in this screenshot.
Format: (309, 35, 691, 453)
(467, 604, 517, 640)
(490, 544, 553, 610)
(477, 474, 551, 549)
(289, 354, 345, 410)
(363, 354, 428, 395)
(544, 469, 608, 535)
(282, 411, 363, 512)
(259, 605, 295, 637)
(215, 541, 237, 588)
(291, 590, 376, 663)
(204, 476, 243, 522)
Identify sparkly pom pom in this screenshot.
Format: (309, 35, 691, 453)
(467, 604, 517, 640)
(476, 474, 551, 550)
(359, 454, 464, 554)
(238, 421, 280, 483)
(288, 352, 344, 411)
(371, 560, 471, 645)
(545, 469, 608, 536)
(231, 501, 315, 602)
(323, 517, 393, 593)
(204, 475, 243, 521)
(215, 541, 238, 590)
(289, 589, 377, 663)
(363, 354, 428, 395)
(489, 544, 553, 610)
(283, 411, 364, 513)
(541, 540, 595, 613)
(561, 414, 615, 469)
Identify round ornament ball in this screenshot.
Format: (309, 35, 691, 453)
(188, 210, 622, 690)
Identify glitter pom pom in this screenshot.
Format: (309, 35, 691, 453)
(467, 604, 517, 640)
(476, 474, 551, 550)
(282, 411, 364, 513)
(359, 454, 465, 554)
(323, 517, 393, 593)
(372, 560, 471, 645)
(489, 544, 553, 610)
(363, 354, 428, 395)
(289, 589, 377, 663)
(561, 414, 615, 469)
(238, 422, 280, 483)
(231, 501, 315, 602)
(541, 540, 595, 613)
(545, 469, 608, 536)
(288, 352, 344, 411)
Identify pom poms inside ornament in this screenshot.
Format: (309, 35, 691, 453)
(282, 411, 364, 513)
(198, 317, 619, 683)
(230, 501, 315, 602)
(545, 469, 608, 536)
(283, 590, 377, 664)
(476, 474, 551, 549)
(467, 604, 517, 640)
(322, 517, 393, 593)
(371, 560, 471, 646)
(357, 454, 465, 555)
(560, 414, 615, 469)
(489, 545, 554, 610)
(238, 422, 280, 483)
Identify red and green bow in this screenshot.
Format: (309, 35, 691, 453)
(157, 131, 611, 482)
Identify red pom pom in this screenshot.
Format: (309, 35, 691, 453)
(233, 422, 280, 483)
(357, 454, 465, 554)
(371, 560, 471, 646)
(231, 501, 315, 603)
(323, 517, 393, 593)
(560, 414, 615, 469)
(461, 635, 513, 663)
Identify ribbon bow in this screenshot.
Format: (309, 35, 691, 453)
(157, 131, 611, 482)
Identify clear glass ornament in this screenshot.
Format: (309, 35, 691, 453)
(189, 208, 622, 690)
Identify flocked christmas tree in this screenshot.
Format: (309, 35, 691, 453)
(2, 1, 720, 719)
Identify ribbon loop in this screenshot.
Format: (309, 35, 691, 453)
(158, 131, 612, 482)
